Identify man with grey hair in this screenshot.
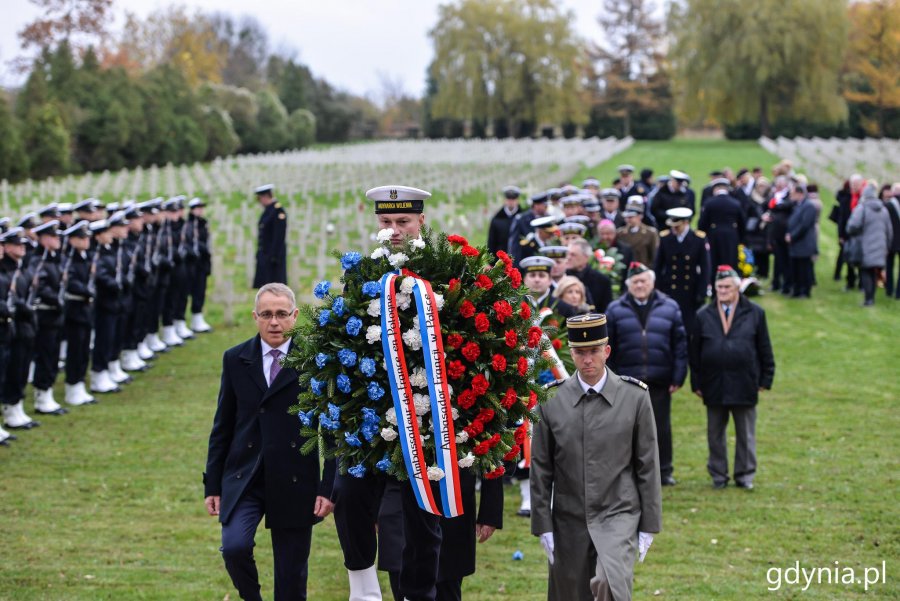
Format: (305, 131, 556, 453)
(565, 239, 612, 311)
(690, 266, 775, 490)
(204, 282, 335, 601)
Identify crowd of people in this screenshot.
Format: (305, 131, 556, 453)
(0, 197, 213, 446)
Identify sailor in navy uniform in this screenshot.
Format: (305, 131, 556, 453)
(30, 220, 68, 416)
(253, 184, 288, 288)
(506, 192, 550, 258)
(512, 215, 561, 266)
(617, 164, 648, 210)
(487, 185, 523, 255)
(697, 178, 745, 285)
(60, 221, 96, 406)
(521, 256, 577, 318)
(653, 208, 710, 335)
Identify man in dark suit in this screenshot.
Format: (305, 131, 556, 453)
(653, 208, 710, 335)
(785, 183, 818, 298)
(487, 186, 523, 255)
(253, 184, 288, 288)
(204, 282, 336, 601)
(698, 179, 745, 286)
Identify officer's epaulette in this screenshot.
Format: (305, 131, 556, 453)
(619, 375, 648, 390)
(695, 230, 707, 238)
(660, 230, 670, 237)
(520, 232, 535, 246)
(274, 202, 282, 209)
(543, 378, 565, 390)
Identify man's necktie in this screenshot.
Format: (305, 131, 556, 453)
(587, 388, 597, 396)
(268, 349, 282, 385)
(724, 306, 730, 318)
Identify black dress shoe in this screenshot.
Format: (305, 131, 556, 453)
(661, 476, 677, 486)
(712, 481, 728, 490)
(736, 481, 754, 490)
(35, 407, 68, 416)
(516, 509, 531, 517)
(8, 420, 40, 430)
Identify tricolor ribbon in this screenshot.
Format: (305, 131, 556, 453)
(379, 271, 464, 517)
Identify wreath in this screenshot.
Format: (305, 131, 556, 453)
(284, 227, 553, 483)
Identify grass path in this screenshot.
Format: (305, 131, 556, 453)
(1, 139, 897, 600)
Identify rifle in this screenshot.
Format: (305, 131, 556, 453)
(86, 250, 99, 299)
(26, 249, 46, 309)
(58, 247, 73, 309)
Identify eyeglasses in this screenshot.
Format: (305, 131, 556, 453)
(256, 310, 294, 321)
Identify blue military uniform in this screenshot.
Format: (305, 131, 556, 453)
(698, 181, 745, 285)
(253, 184, 288, 288)
(653, 212, 710, 334)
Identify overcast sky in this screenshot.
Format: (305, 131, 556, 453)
(1, 0, 612, 97)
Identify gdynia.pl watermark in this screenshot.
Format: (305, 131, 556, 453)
(766, 561, 887, 592)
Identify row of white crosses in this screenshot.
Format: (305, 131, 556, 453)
(0, 137, 634, 320)
(759, 136, 900, 193)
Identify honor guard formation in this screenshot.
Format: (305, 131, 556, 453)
(0, 196, 212, 445)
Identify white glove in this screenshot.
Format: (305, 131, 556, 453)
(638, 532, 654, 563)
(540, 532, 555, 565)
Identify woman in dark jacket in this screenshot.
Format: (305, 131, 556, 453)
(690, 268, 775, 488)
(881, 184, 900, 298)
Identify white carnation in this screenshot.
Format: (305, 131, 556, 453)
(456, 431, 469, 444)
(427, 466, 446, 481)
(433, 293, 445, 311)
(413, 393, 431, 415)
(376, 228, 395, 243)
(371, 246, 389, 260)
(396, 292, 412, 311)
(410, 367, 427, 388)
(446, 384, 454, 398)
(388, 252, 409, 268)
(400, 276, 416, 294)
(451, 407, 459, 421)
(366, 325, 382, 344)
(385, 407, 397, 425)
(367, 299, 381, 317)
(411, 237, 426, 249)
(458, 452, 475, 468)
(402, 328, 422, 351)
(381, 427, 398, 441)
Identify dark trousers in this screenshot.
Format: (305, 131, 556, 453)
(132, 293, 151, 344)
(113, 311, 128, 358)
(190, 263, 209, 314)
(755, 250, 770, 279)
(165, 263, 188, 323)
(149, 282, 168, 333)
(834, 241, 859, 287)
(389, 573, 461, 601)
(648, 384, 673, 479)
(860, 267, 878, 303)
(65, 321, 91, 384)
(33, 313, 62, 390)
(124, 300, 141, 349)
(220, 475, 312, 601)
(0, 341, 9, 404)
(92, 310, 118, 371)
(771, 240, 792, 293)
(334, 473, 442, 601)
(3, 336, 34, 404)
(790, 257, 813, 297)
(706, 405, 757, 485)
(885, 251, 900, 298)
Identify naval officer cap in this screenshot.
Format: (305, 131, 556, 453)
(0, 226, 28, 245)
(583, 201, 601, 213)
(566, 215, 592, 226)
(559, 194, 583, 207)
(530, 215, 561, 229)
(669, 170, 690, 182)
(89, 219, 111, 234)
(63, 220, 91, 238)
(39, 203, 60, 218)
(503, 185, 521, 198)
(32, 220, 62, 237)
(665, 207, 694, 223)
(711, 177, 731, 189)
(58, 203, 73, 215)
(519, 255, 555, 273)
(530, 191, 550, 205)
(582, 178, 600, 188)
(560, 184, 579, 195)
(137, 198, 162, 213)
(366, 185, 431, 214)
(254, 184, 275, 195)
(17, 212, 39, 229)
(539, 245, 569, 259)
(617, 164, 635, 174)
(567, 313, 609, 347)
(163, 198, 183, 212)
(622, 196, 646, 216)
(73, 199, 97, 213)
(108, 211, 130, 227)
(558, 222, 587, 236)
(124, 204, 143, 219)
(106, 202, 121, 213)
(600, 188, 622, 200)
(188, 197, 207, 209)
(0, 217, 9, 232)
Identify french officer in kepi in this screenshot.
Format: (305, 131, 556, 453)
(253, 184, 288, 288)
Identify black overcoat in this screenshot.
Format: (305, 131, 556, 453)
(253, 202, 288, 287)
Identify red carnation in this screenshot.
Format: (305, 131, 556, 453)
(503, 444, 521, 461)
(527, 326, 543, 348)
(461, 245, 480, 257)
(447, 234, 469, 246)
(448, 360, 466, 380)
(464, 420, 484, 438)
(474, 274, 493, 290)
(474, 312, 490, 333)
(507, 268, 522, 288)
(491, 354, 507, 373)
(473, 441, 491, 456)
(527, 390, 538, 410)
(488, 433, 502, 447)
(501, 387, 517, 409)
(476, 408, 495, 424)
(471, 374, 490, 396)
(493, 300, 513, 323)
(446, 333, 463, 349)
(517, 356, 529, 376)
(514, 423, 528, 445)
(459, 300, 476, 318)
(458, 389, 477, 409)
(461, 342, 481, 362)
(448, 278, 461, 292)
(496, 250, 512, 265)
(519, 302, 531, 319)
(484, 465, 506, 479)
(551, 338, 562, 350)
(505, 330, 518, 348)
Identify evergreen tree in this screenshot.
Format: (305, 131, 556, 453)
(287, 108, 316, 149)
(0, 95, 29, 181)
(23, 102, 71, 179)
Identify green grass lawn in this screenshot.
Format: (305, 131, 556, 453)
(1, 139, 898, 600)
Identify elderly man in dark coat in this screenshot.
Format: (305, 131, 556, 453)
(690, 266, 775, 490)
(532, 313, 662, 601)
(606, 262, 688, 486)
(785, 183, 818, 298)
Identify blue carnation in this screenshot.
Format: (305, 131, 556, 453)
(537, 370, 555, 385)
(315, 353, 330, 369)
(367, 381, 385, 401)
(318, 309, 332, 327)
(327, 403, 341, 421)
(376, 454, 393, 472)
(361, 421, 379, 442)
(313, 280, 331, 299)
(341, 252, 363, 271)
(336, 374, 352, 394)
(319, 415, 339, 431)
(310, 377, 326, 396)
(360, 357, 377, 377)
(346, 316, 363, 336)
(298, 409, 316, 427)
(344, 431, 363, 448)
(361, 281, 380, 298)
(337, 348, 358, 368)
(332, 296, 346, 317)
(361, 407, 379, 425)
(348, 463, 367, 478)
